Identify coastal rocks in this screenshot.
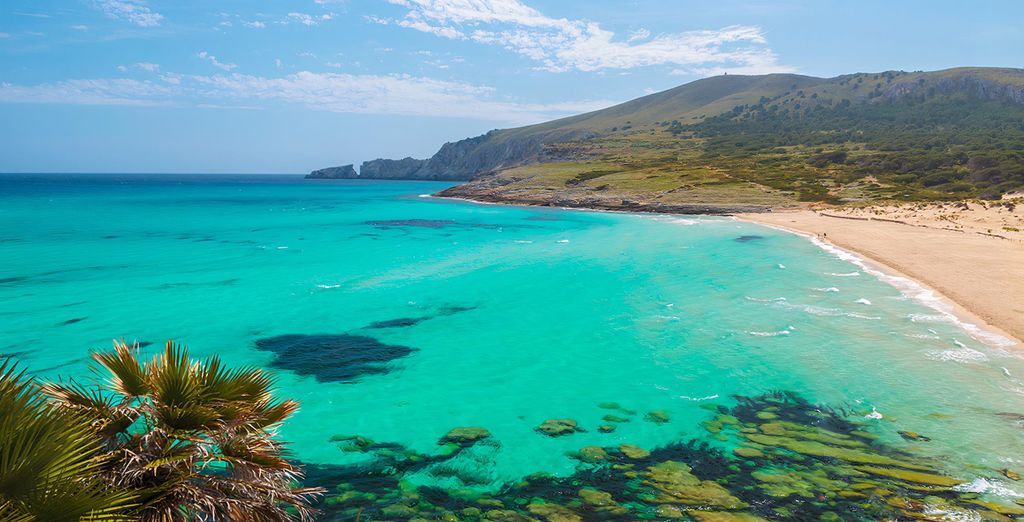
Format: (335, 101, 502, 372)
(645, 410, 671, 424)
(644, 461, 747, 509)
(598, 424, 616, 433)
(253, 334, 416, 383)
(732, 447, 765, 459)
(618, 444, 650, 459)
(536, 419, 583, 437)
(329, 434, 375, 452)
(601, 414, 629, 423)
(314, 392, 1023, 522)
(440, 427, 491, 446)
(1001, 468, 1022, 481)
(574, 446, 609, 463)
(853, 465, 962, 487)
(898, 430, 932, 442)
(306, 164, 357, 179)
(359, 157, 427, 180)
(526, 502, 580, 522)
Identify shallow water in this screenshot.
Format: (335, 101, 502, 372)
(2, 174, 1023, 515)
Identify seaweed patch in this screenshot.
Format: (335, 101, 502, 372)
(253, 334, 416, 383)
(307, 392, 1024, 521)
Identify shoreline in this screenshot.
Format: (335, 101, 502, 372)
(738, 211, 1023, 350)
(434, 192, 1023, 350)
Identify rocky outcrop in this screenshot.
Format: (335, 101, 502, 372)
(359, 157, 427, 179)
(437, 174, 773, 215)
(329, 127, 596, 181)
(884, 68, 1024, 105)
(306, 164, 357, 179)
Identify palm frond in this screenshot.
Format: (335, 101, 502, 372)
(0, 359, 137, 520)
(92, 340, 149, 398)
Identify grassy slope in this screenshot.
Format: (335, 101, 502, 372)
(447, 67, 1024, 210)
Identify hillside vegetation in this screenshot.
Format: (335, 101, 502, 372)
(328, 67, 1024, 210)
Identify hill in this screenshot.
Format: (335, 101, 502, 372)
(316, 67, 1024, 211)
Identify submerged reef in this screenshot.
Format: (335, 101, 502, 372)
(253, 334, 416, 383)
(309, 392, 1024, 521)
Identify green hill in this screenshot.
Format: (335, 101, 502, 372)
(335, 67, 1024, 210)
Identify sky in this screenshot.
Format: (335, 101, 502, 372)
(1, 1, 1022, 174)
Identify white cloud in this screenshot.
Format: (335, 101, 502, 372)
(197, 51, 237, 71)
(275, 58, 283, 68)
(0, 33, 10, 39)
(92, 0, 164, 27)
(326, 62, 343, 69)
(379, 0, 793, 74)
(628, 28, 650, 43)
(0, 78, 174, 106)
(0, 71, 615, 125)
(118, 62, 161, 72)
(287, 12, 334, 26)
(243, 20, 267, 29)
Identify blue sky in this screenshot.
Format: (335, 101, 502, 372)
(1, 1, 1022, 174)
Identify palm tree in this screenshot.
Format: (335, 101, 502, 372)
(42, 340, 322, 522)
(0, 359, 135, 521)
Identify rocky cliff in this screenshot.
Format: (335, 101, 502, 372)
(306, 164, 357, 179)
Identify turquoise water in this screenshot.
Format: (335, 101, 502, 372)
(2, 174, 1024, 503)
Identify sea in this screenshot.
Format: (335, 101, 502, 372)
(2, 173, 1023, 517)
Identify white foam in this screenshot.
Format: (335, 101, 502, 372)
(789, 229, 1018, 348)
(777, 263, 786, 269)
(654, 315, 681, 321)
(953, 478, 1022, 497)
(748, 330, 791, 337)
(864, 407, 883, 419)
(658, 217, 701, 226)
(316, 284, 341, 289)
(276, 246, 289, 250)
(680, 394, 719, 401)
(813, 287, 840, 293)
(855, 298, 872, 305)
(745, 296, 787, 303)
(922, 506, 982, 522)
(556, 239, 570, 243)
(513, 240, 533, 244)
(925, 347, 989, 363)
(829, 271, 861, 277)
(910, 313, 948, 323)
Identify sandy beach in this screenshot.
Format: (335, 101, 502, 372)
(740, 200, 1024, 348)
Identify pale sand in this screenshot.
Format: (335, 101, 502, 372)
(739, 201, 1024, 348)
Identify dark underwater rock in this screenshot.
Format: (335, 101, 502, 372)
(440, 427, 492, 446)
(536, 418, 583, 437)
(253, 334, 416, 383)
(734, 235, 764, 243)
(367, 317, 428, 329)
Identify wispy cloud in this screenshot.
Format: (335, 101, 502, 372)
(243, 20, 266, 29)
(71, 25, 90, 31)
(118, 62, 161, 72)
(377, 0, 793, 74)
(287, 12, 334, 26)
(197, 51, 237, 71)
(92, 0, 164, 27)
(0, 71, 615, 125)
(0, 33, 10, 39)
